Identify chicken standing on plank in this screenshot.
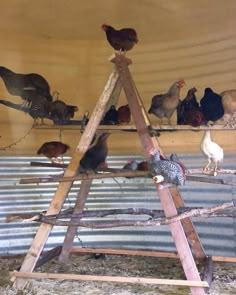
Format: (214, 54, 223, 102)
(177, 87, 204, 127)
(148, 148, 186, 187)
(101, 24, 138, 52)
(200, 130, 224, 173)
(148, 80, 185, 125)
(219, 89, 236, 127)
(0, 66, 52, 105)
(123, 159, 138, 179)
(101, 105, 118, 125)
(50, 100, 78, 121)
(200, 88, 224, 124)
(117, 104, 131, 124)
(37, 141, 70, 163)
(79, 132, 111, 172)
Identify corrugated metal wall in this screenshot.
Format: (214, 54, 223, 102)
(0, 154, 235, 256)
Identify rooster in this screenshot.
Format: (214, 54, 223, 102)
(79, 132, 111, 172)
(177, 87, 204, 127)
(37, 141, 70, 163)
(101, 105, 118, 125)
(0, 66, 52, 105)
(200, 130, 224, 173)
(148, 148, 186, 187)
(200, 88, 224, 124)
(219, 89, 236, 127)
(101, 24, 138, 52)
(117, 104, 131, 124)
(148, 80, 185, 125)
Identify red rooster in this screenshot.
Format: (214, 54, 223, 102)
(117, 104, 131, 124)
(101, 24, 138, 52)
(37, 141, 70, 163)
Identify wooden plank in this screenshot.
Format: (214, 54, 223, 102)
(33, 124, 235, 131)
(71, 247, 179, 259)
(111, 54, 206, 295)
(59, 179, 93, 263)
(13, 68, 120, 290)
(212, 256, 236, 263)
(10, 272, 209, 288)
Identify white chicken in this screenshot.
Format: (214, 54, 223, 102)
(200, 130, 224, 173)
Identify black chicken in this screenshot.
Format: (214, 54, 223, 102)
(177, 87, 204, 127)
(79, 132, 111, 172)
(28, 95, 52, 125)
(200, 88, 224, 123)
(101, 105, 118, 125)
(0, 66, 53, 105)
(50, 100, 78, 121)
(101, 24, 138, 52)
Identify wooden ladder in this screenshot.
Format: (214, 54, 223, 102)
(13, 54, 207, 295)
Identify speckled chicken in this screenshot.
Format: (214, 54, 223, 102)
(148, 80, 185, 125)
(148, 149, 186, 187)
(101, 24, 138, 52)
(79, 132, 111, 172)
(200, 88, 224, 123)
(200, 130, 224, 172)
(117, 104, 131, 124)
(219, 89, 236, 127)
(0, 66, 52, 105)
(177, 87, 204, 127)
(37, 141, 70, 163)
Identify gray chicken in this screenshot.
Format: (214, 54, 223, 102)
(123, 159, 138, 178)
(148, 149, 186, 187)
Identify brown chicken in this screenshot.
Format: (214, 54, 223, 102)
(148, 80, 185, 125)
(50, 100, 78, 121)
(137, 161, 149, 171)
(220, 89, 236, 127)
(79, 132, 111, 172)
(37, 141, 70, 163)
(117, 104, 131, 124)
(101, 24, 138, 52)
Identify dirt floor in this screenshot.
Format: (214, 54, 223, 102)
(0, 253, 235, 295)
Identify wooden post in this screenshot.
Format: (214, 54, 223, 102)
(111, 54, 206, 295)
(59, 179, 93, 263)
(14, 69, 120, 290)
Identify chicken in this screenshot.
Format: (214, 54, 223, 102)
(148, 148, 186, 187)
(50, 100, 78, 122)
(148, 80, 185, 125)
(101, 24, 138, 52)
(200, 88, 224, 123)
(0, 66, 52, 105)
(123, 159, 138, 171)
(28, 95, 52, 125)
(177, 87, 204, 127)
(137, 161, 149, 171)
(101, 105, 118, 125)
(117, 104, 131, 124)
(37, 141, 70, 163)
(200, 130, 224, 173)
(219, 89, 236, 127)
(79, 132, 111, 172)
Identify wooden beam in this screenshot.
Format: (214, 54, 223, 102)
(13, 68, 120, 290)
(35, 246, 62, 269)
(10, 271, 209, 288)
(111, 54, 206, 295)
(59, 179, 93, 263)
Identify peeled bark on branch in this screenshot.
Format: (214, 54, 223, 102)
(39, 201, 235, 228)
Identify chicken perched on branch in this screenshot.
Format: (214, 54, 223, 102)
(177, 87, 204, 127)
(37, 141, 70, 163)
(200, 130, 224, 174)
(101, 24, 138, 52)
(148, 80, 185, 125)
(117, 104, 131, 124)
(219, 89, 236, 127)
(0, 66, 52, 105)
(50, 100, 78, 122)
(200, 88, 224, 124)
(79, 132, 111, 172)
(148, 149, 186, 187)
